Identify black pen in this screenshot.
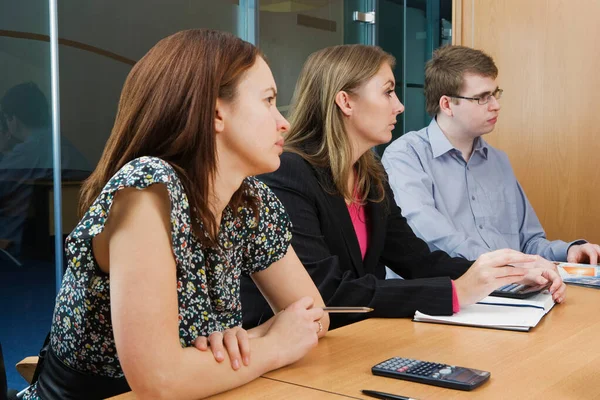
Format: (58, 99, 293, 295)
(362, 389, 419, 400)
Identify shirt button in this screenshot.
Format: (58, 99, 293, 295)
(479, 225, 483, 229)
(471, 196, 475, 200)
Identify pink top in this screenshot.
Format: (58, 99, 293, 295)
(347, 179, 459, 312)
(347, 201, 368, 260)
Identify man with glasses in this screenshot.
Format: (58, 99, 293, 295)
(382, 45, 600, 265)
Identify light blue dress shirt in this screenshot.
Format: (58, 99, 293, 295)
(382, 118, 583, 262)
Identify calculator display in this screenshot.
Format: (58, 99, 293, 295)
(447, 368, 490, 383)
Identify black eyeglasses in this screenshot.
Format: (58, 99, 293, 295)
(449, 88, 503, 105)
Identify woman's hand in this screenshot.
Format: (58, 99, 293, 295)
(246, 318, 274, 339)
(518, 267, 566, 303)
(510, 255, 558, 273)
(454, 249, 537, 307)
(265, 296, 324, 368)
(193, 326, 251, 370)
(511, 255, 566, 303)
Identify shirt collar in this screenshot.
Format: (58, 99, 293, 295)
(473, 136, 489, 159)
(427, 118, 489, 160)
(427, 118, 454, 158)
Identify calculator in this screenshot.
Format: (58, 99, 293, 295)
(490, 283, 544, 299)
(371, 357, 490, 391)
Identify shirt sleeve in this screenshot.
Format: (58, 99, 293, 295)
(382, 140, 491, 260)
(515, 181, 585, 261)
(71, 157, 192, 264)
(240, 178, 292, 276)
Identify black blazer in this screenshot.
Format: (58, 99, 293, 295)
(241, 152, 472, 329)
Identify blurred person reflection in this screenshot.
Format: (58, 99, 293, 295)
(0, 82, 90, 258)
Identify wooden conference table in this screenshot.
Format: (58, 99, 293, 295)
(111, 286, 600, 400)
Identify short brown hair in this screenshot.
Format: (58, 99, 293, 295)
(424, 45, 498, 116)
(80, 29, 262, 246)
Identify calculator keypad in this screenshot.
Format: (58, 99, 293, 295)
(375, 357, 451, 378)
(497, 283, 527, 293)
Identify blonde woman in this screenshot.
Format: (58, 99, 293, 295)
(242, 44, 565, 330)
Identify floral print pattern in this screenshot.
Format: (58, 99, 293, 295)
(23, 156, 291, 398)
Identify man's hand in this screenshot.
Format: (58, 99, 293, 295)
(567, 243, 600, 265)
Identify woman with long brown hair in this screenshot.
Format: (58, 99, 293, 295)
(23, 29, 328, 400)
(241, 44, 565, 330)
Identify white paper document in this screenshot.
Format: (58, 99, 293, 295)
(414, 292, 555, 332)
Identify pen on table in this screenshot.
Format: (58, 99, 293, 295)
(362, 389, 418, 400)
(321, 306, 374, 313)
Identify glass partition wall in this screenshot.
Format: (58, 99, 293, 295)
(1, 0, 57, 392)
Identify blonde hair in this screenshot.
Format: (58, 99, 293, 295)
(285, 44, 395, 203)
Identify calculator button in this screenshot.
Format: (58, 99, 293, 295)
(510, 284, 526, 293)
(439, 368, 452, 375)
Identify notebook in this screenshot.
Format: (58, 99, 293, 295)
(557, 263, 600, 288)
(413, 291, 555, 332)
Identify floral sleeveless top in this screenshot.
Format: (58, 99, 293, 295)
(23, 156, 291, 398)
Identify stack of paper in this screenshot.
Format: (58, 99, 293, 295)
(557, 263, 600, 288)
(413, 292, 555, 332)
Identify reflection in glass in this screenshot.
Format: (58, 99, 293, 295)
(378, 0, 453, 153)
(0, 82, 90, 259)
(259, 0, 345, 111)
(0, 1, 58, 392)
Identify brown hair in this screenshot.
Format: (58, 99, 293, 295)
(80, 29, 262, 246)
(285, 44, 395, 204)
(424, 45, 498, 116)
